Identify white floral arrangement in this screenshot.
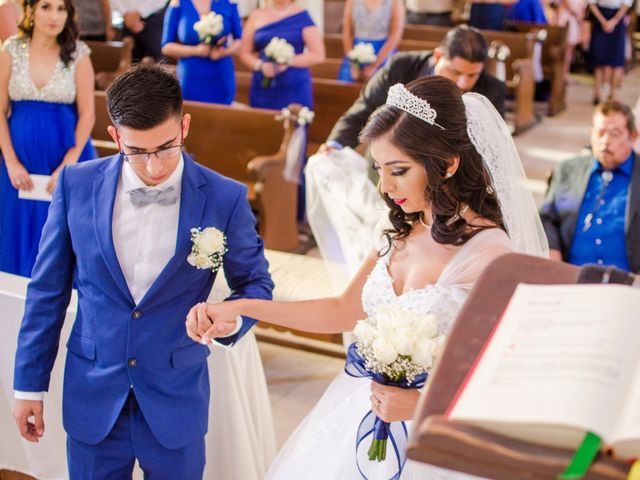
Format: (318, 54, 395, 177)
(261, 37, 295, 88)
(536, 28, 548, 43)
(187, 227, 227, 272)
(279, 106, 315, 126)
(193, 12, 224, 45)
(264, 36, 295, 65)
(347, 42, 377, 68)
(488, 42, 511, 62)
(353, 304, 446, 384)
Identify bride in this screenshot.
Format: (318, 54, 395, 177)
(187, 76, 548, 479)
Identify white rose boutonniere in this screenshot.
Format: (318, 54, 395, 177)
(187, 227, 227, 272)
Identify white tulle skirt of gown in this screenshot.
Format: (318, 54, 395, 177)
(266, 371, 485, 480)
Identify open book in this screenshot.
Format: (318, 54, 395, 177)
(447, 283, 640, 459)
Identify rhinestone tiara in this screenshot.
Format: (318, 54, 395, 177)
(385, 84, 445, 130)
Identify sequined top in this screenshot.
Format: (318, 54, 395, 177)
(3, 36, 91, 104)
(352, 0, 393, 40)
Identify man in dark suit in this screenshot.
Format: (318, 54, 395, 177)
(540, 101, 639, 273)
(325, 25, 507, 151)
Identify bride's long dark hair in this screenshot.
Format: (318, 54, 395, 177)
(359, 76, 505, 250)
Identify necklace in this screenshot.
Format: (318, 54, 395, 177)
(418, 212, 432, 229)
(445, 204, 470, 226)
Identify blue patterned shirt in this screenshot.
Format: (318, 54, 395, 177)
(568, 153, 634, 271)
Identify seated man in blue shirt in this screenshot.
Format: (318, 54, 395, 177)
(540, 101, 639, 273)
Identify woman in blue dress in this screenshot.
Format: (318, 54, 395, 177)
(161, 0, 242, 104)
(338, 0, 405, 83)
(508, 0, 547, 23)
(588, 0, 632, 104)
(0, 0, 96, 278)
(239, 0, 325, 110)
(469, 0, 517, 31)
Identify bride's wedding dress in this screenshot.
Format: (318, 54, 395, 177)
(266, 227, 513, 480)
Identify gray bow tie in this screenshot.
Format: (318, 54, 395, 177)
(128, 186, 178, 207)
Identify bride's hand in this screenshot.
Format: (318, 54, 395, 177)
(185, 301, 242, 344)
(370, 382, 421, 423)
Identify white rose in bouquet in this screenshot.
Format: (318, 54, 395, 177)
(193, 12, 224, 45)
(347, 42, 377, 68)
(197, 227, 226, 255)
(264, 37, 295, 64)
(261, 37, 295, 88)
(351, 304, 447, 463)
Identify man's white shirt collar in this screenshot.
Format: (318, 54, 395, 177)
(122, 154, 185, 196)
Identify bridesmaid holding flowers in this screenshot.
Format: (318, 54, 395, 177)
(161, 0, 242, 104)
(239, 0, 325, 110)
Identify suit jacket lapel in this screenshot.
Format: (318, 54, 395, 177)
(566, 155, 593, 247)
(93, 155, 135, 305)
(138, 155, 207, 307)
(626, 152, 639, 233)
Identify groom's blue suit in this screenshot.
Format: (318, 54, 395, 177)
(13, 154, 273, 457)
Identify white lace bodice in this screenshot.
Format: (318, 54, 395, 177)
(362, 256, 464, 335)
(3, 36, 90, 104)
(362, 227, 514, 335)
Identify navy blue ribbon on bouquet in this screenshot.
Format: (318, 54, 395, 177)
(344, 343, 428, 480)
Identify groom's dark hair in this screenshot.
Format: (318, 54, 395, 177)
(107, 65, 183, 130)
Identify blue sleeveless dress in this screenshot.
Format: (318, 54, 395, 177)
(508, 0, 547, 23)
(162, 0, 242, 104)
(338, 0, 395, 83)
(469, 3, 508, 31)
(0, 37, 97, 277)
(590, 4, 627, 67)
(249, 11, 315, 110)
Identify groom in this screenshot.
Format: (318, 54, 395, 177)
(12, 65, 273, 478)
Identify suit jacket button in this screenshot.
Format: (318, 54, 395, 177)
(128, 358, 137, 367)
(132, 310, 141, 319)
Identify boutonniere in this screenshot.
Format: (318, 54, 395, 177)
(187, 227, 227, 272)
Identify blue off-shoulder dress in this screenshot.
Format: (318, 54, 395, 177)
(0, 37, 97, 278)
(162, 0, 242, 104)
(249, 10, 315, 110)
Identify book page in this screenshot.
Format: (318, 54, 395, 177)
(449, 284, 640, 448)
(610, 365, 640, 458)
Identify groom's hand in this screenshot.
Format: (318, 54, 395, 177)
(186, 302, 238, 344)
(13, 399, 45, 442)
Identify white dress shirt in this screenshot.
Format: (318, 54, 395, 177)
(110, 0, 168, 19)
(16, 156, 239, 401)
(113, 158, 183, 304)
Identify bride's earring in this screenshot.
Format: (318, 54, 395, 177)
(445, 172, 453, 179)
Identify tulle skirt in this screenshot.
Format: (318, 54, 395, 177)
(0, 100, 96, 277)
(266, 371, 486, 479)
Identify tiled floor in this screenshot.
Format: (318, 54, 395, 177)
(262, 67, 640, 448)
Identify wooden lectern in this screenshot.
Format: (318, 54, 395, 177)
(407, 253, 635, 480)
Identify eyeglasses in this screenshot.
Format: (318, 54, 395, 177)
(121, 144, 184, 165)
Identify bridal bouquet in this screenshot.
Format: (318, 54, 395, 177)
(261, 37, 295, 88)
(193, 12, 224, 45)
(347, 304, 446, 474)
(347, 42, 377, 69)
